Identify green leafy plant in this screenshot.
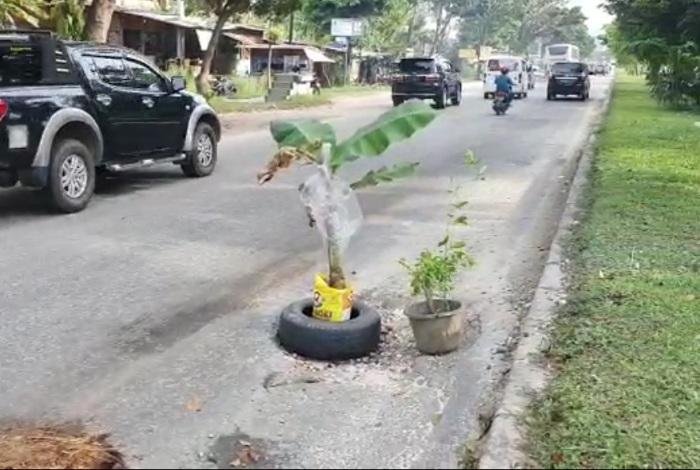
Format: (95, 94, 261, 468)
(400, 186, 474, 314)
(259, 101, 438, 291)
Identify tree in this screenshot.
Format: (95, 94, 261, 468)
(360, 0, 413, 55)
(266, 26, 281, 89)
(300, 0, 386, 40)
(0, 0, 45, 27)
(49, 0, 86, 40)
(428, 0, 461, 55)
(195, 0, 251, 95)
(85, 0, 116, 42)
(605, 0, 700, 105)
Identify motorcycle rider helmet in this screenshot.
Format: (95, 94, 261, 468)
(500, 66, 509, 74)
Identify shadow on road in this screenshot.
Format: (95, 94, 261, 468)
(0, 168, 185, 219)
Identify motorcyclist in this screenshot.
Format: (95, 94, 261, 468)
(495, 66, 514, 104)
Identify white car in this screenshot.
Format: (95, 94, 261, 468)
(483, 55, 530, 99)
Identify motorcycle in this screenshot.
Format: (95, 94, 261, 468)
(212, 76, 237, 97)
(492, 91, 510, 115)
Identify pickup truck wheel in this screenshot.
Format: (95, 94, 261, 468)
(46, 139, 95, 213)
(182, 122, 217, 177)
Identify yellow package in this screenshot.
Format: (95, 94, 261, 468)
(313, 274, 353, 322)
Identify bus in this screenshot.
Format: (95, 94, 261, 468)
(544, 44, 580, 64)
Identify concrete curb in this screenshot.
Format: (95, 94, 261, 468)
(478, 84, 615, 469)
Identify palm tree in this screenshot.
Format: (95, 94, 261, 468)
(0, 0, 45, 27)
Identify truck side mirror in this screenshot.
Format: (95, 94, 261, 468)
(171, 76, 186, 92)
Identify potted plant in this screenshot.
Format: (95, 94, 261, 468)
(400, 189, 474, 354)
(258, 101, 438, 360)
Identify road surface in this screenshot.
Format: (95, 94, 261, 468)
(0, 78, 612, 468)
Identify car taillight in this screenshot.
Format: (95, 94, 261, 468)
(0, 99, 7, 122)
(425, 74, 440, 83)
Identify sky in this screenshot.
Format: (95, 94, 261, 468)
(569, 0, 614, 35)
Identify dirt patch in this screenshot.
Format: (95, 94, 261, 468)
(0, 424, 125, 469)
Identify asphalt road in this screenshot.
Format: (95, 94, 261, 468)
(0, 77, 612, 468)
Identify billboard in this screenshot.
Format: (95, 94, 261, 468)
(331, 18, 364, 37)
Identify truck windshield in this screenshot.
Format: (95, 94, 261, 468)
(399, 59, 435, 74)
(0, 43, 42, 86)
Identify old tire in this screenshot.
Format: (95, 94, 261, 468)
(278, 299, 381, 360)
(392, 97, 404, 107)
(182, 122, 217, 177)
(46, 138, 95, 213)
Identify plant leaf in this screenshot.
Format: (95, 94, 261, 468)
(350, 162, 420, 189)
(438, 235, 450, 247)
(270, 119, 336, 148)
(452, 200, 469, 209)
(331, 101, 438, 170)
(454, 215, 469, 226)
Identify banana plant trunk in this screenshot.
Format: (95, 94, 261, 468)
(319, 146, 347, 289)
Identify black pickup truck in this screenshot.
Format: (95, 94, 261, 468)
(0, 31, 221, 212)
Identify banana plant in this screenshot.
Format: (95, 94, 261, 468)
(258, 101, 438, 290)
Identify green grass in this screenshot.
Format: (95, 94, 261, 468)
(230, 75, 267, 99)
(527, 75, 700, 468)
(321, 84, 389, 98)
(209, 93, 331, 114)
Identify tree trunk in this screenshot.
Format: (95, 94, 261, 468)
(85, 0, 116, 43)
(430, 6, 443, 55)
(267, 44, 273, 89)
(319, 145, 347, 289)
(287, 11, 294, 44)
(196, 13, 228, 95)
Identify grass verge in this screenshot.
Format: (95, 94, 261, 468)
(527, 75, 700, 468)
(209, 94, 331, 114)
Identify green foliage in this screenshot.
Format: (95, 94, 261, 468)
(457, 0, 595, 58)
(350, 162, 419, 189)
(49, 0, 86, 40)
(330, 100, 438, 170)
(360, 0, 413, 55)
(0, 0, 44, 27)
(265, 100, 437, 179)
(528, 75, 700, 469)
(270, 119, 336, 149)
(605, 0, 700, 106)
(400, 187, 475, 309)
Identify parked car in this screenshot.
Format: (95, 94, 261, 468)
(547, 61, 591, 101)
(0, 30, 221, 213)
(391, 57, 462, 109)
(483, 55, 530, 99)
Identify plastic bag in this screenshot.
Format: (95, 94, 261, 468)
(312, 274, 353, 322)
(299, 171, 362, 252)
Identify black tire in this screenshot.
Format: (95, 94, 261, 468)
(547, 91, 554, 101)
(435, 87, 448, 109)
(484, 92, 490, 100)
(181, 122, 217, 177)
(392, 97, 404, 107)
(45, 138, 95, 213)
(278, 299, 381, 360)
(451, 85, 462, 106)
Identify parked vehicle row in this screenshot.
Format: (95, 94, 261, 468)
(0, 30, 221, 213)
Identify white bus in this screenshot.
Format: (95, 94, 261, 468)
(545, 44, 580, 64)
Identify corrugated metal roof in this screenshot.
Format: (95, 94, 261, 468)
(116, 9, 264, 33)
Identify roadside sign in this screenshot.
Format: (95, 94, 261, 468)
(331, 18, 363, 37)
(459, 48, 477, 60)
